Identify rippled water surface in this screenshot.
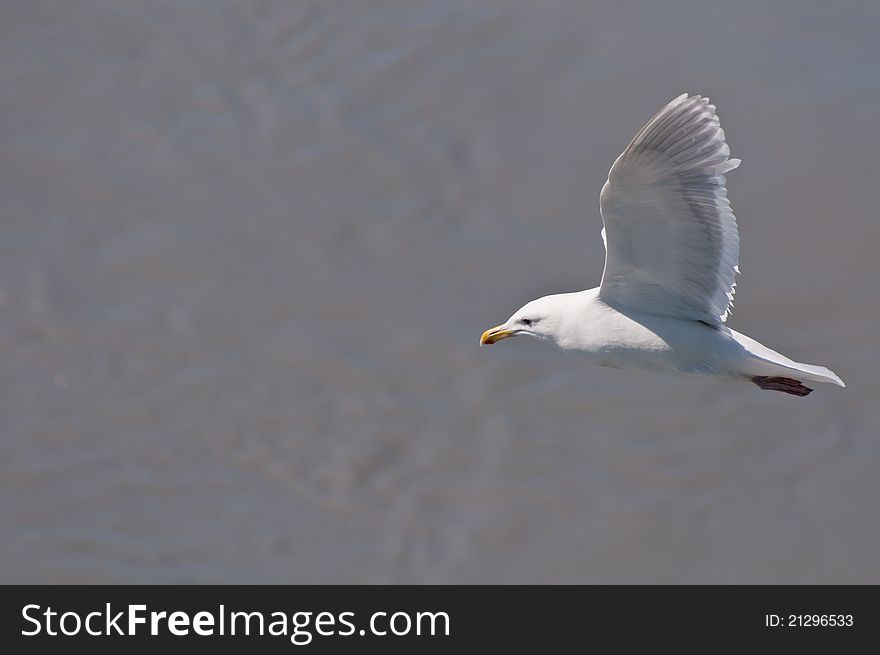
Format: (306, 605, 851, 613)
(2, 0, 879, 582)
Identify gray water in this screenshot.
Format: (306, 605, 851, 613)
(2, 0, 879, 583)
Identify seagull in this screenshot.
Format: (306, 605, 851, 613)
(480, 93, 844, 396)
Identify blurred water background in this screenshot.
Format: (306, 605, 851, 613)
(2, 0, 879, 583)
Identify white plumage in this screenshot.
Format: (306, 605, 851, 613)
(599, 94, 740, 325)
(480, 93, 844, 396)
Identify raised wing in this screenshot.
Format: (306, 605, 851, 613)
(598, 94, 741, 325)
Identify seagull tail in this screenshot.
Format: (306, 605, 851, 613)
(783, 361, 845, 388)
(728, 329, 846, 392)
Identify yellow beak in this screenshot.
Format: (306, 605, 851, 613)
(480, 324, 513, 346)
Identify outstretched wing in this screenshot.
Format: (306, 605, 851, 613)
(598, 94, 741, 325)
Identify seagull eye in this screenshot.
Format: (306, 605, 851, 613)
(521, 318, 533, 327)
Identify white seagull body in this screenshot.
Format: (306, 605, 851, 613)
(480, 93, 844, 396)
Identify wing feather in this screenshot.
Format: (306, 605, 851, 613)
(598, 94, 741, 324)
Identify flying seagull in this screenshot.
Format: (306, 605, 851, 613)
(480, 93, 844, 396)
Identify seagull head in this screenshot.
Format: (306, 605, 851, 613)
(480, 294, 572, 346)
